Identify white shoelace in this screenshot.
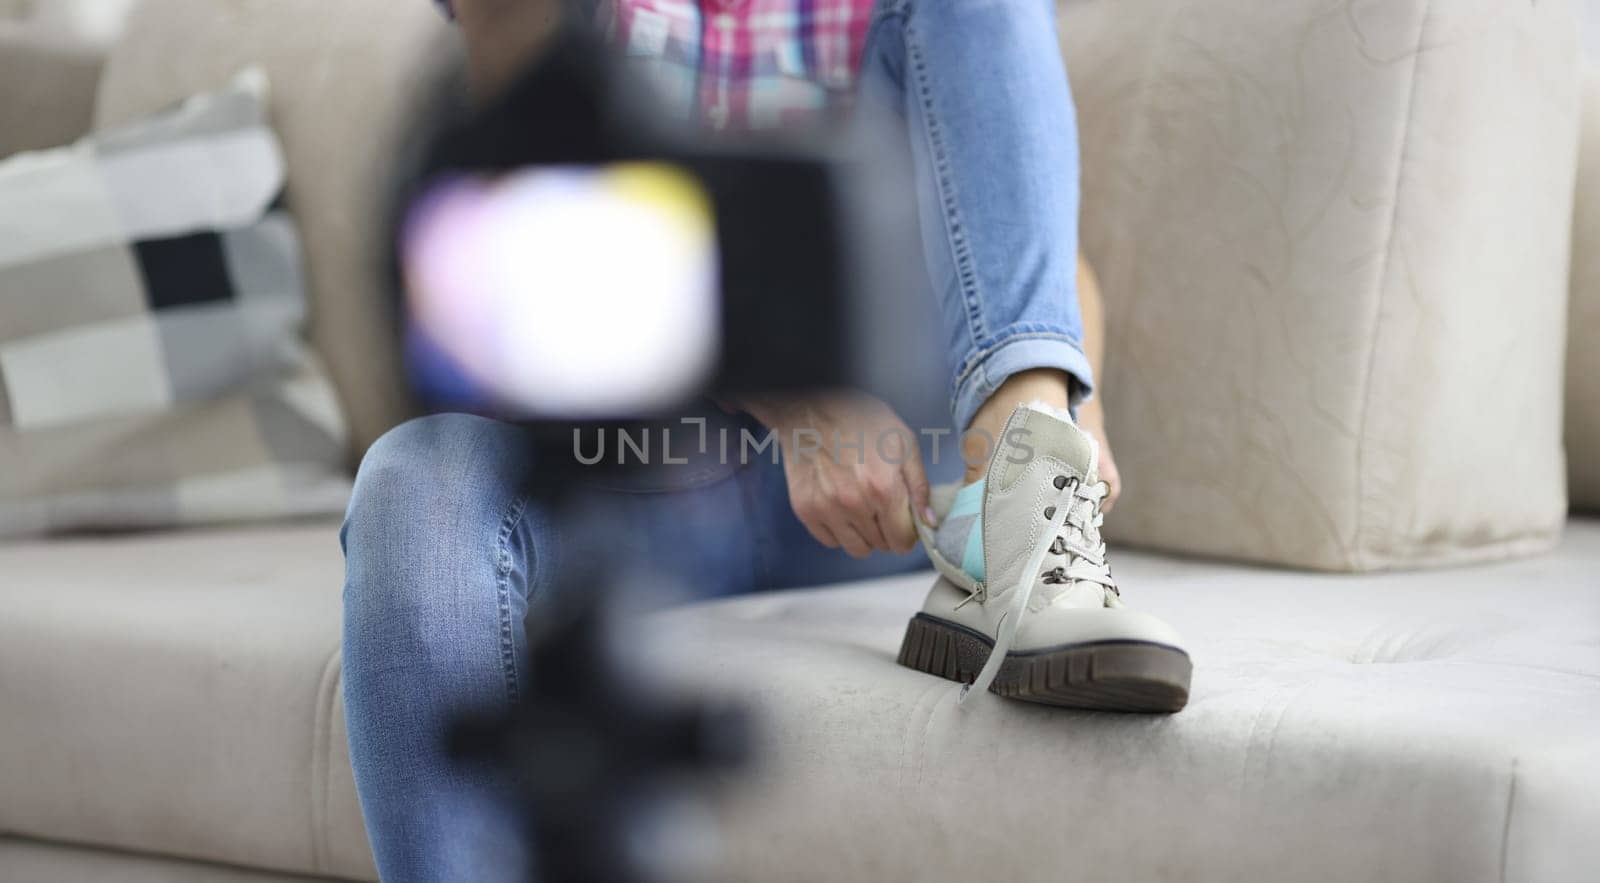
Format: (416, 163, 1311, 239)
(959, 463, 1117, 705)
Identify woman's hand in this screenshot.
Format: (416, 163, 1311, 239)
(1075, 255, 1121, 512)
(739, 391, 934, 558)
(1075, 398, 1122, 513)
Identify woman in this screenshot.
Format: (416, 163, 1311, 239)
(341, 0, 1189, 879)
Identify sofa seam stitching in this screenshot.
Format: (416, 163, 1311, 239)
(1354, 0, 1433, 572)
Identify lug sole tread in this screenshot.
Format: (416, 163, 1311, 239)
(896, 613, 1191, 713)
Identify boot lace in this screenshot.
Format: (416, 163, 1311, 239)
(959, 459, 1118, 704)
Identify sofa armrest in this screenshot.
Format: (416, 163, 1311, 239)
(0, 24, 104, 157)
(1060, 0, 1579, 570)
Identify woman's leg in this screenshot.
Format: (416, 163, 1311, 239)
(341, 414, 547, 883)
(850, 11, 1189, 711)
(855, 0, 1092, 479)
(341, 413, 930, 881)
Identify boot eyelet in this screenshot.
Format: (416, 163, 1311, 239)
(1053, 475, 1071, 490)
(1043, 506, 1056, 520)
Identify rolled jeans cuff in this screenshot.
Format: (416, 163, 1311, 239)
(951, 330, 1096, 432)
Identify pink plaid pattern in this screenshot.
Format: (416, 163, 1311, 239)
(439, 0, 875, 129)
(601, 0, 875, 130)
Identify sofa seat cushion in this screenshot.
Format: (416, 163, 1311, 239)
(670, 523, 1600, 883)
(0, 836, 347, 883)
(2, 523, 1597, 882)
(0, 521, 374, 881)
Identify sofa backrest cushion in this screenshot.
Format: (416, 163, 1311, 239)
(94, 0, 455, 460)
(1062, 0, 1578, 569)
(0, 24, 105, 157)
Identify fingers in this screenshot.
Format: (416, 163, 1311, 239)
(837, 480, 894, 554)
(795, 474, 914, 557)
(1098, 443, 1122, 514)
(900, 446, 935, 528)
(790, 493, 841, 550)
(800, 501, 876, 559)
(1078, 412, 1122, 514)
(861, 462, 924, 554)
(831, 521, 875, 559)
(879, 506, 918, 555)
(793, 488, 880, 558)
(873, 463, 919, 555)
(797, 512, 841, 550)
(1101, 460, 1122, 513)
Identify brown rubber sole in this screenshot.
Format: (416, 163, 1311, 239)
(897, 613, 1191, 713)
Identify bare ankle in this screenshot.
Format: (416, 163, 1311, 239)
(962, 369, 1072, 482)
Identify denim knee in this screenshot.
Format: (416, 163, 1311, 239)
(347, 414, 497, 547)
(341, 413, 538, 644)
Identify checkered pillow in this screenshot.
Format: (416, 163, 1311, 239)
(0, 68, 351, 538)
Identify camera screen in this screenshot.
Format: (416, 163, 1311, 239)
(401, 162, 720, 418)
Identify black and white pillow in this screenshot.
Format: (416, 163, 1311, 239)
(0, 68, 351, 537)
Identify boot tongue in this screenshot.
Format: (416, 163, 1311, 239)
(989, 401, 1097, 489)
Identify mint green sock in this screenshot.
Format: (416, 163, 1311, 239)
(932, 479, 986, 582)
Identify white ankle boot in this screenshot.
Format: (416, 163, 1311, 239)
(901, 402, 1192, 712)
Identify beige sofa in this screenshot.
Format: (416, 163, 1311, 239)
(1, 0, 1596, 881)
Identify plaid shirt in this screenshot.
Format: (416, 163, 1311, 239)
(442, 0, 876, 130)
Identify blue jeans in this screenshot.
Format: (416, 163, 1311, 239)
(343, 1, 1087, 879)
